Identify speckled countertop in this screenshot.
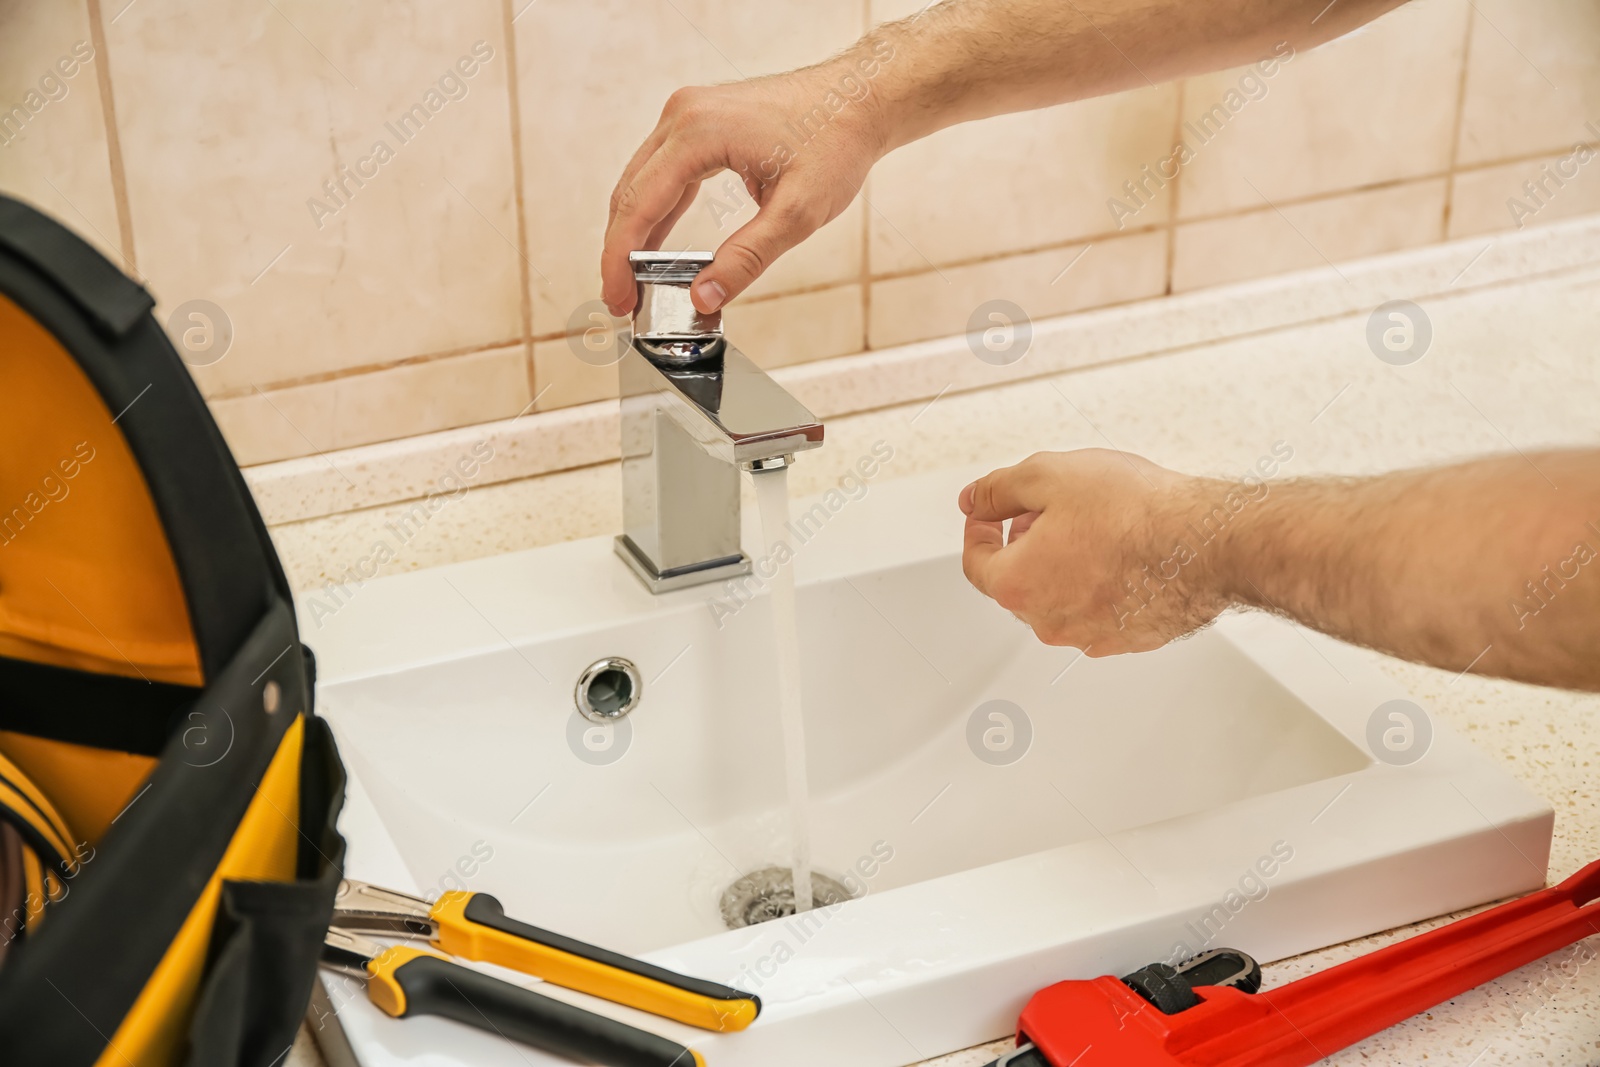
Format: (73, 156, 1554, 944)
(278, 260, 1600, 1066)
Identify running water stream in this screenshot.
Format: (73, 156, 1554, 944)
(752, 467, 814, 913)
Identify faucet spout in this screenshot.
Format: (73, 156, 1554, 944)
(614, 251, 825, 593)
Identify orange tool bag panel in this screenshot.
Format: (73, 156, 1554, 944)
(0, 194, 346, 1066)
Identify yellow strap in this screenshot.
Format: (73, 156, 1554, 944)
(0, 778, 76, 876)
(0, 750, 81, 938)
(430, 892, 758, 1032)
(0, 749, 77, 848)
(0, 729, 157, 845)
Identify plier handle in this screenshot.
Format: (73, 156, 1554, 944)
(323, 925, 704, 1067)
(330, 879, 759, 1030)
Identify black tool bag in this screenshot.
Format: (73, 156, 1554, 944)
(0, 193, 345, 1066)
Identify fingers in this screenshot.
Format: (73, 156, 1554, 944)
(1007, 510, 1041, 543)
(961, 515, 1006, 597)
(693, 192, 823, 312)
(602, 147, 719, 315)
(601, 127, 672, 314)
(609, 125, 670, 229)
(960, 460, 1049, 522)
(645, 180, 703, 250)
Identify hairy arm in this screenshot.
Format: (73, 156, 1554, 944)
(959, 450, 1600, 691)
(1220, 452, 1600, 689)
(601, 0, 1408, 316)
(853, 0, 1401, 149)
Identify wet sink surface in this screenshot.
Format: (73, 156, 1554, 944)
(306, 465, 1552, 1067)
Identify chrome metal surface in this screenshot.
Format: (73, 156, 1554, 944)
(743, 454, 794, 473)
(629, 249, 713, 285)
(332, 878, 436, 938)
(614, 534, 751, 594)
(321, 926, 387, 979)
(630, 250, 723, 364)
(618, 249, 824, 594)
(307, 977, 367, 1067)
(574, 657, 643, 722)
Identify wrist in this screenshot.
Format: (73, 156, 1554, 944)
(1163, 476, 1252, 618)
(807, 35, 903, 161)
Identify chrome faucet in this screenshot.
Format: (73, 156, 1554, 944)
(614, 251, 824, 593)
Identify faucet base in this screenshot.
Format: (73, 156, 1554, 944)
(614, 535, 751, 594)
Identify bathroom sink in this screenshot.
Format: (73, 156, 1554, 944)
(304, 464, 1552, 1067)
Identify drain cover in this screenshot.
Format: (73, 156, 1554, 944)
(719, 868, 855, 929)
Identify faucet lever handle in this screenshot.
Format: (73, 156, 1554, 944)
(629, 249, 723, 363)
(628, 249, 713, 284)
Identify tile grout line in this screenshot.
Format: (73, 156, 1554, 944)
(828, 149, 1591, 291)
(84, 0, 138, 273)
(1164, 77, 1187, 296)
(497, 0, 537, 408)
(809, 255, 1600, 432)
(232, 204, 1600, 467)
(206, 336, 527, 401)
(247, 225, 1600, 522)
(218, 146, 1594, 405)
(860, 0, 874, 352)
(1441, 7, 1477, 241)
(861, 171, 873, 352)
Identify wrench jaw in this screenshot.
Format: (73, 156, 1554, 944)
(996, 949, 1266, 1067)
(1016, 975, 1193, 1067)
(1171, 948, 1263, 995)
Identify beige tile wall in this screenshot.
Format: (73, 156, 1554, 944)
(0, 0, 1596, 465)
(0, 3, 123, 266)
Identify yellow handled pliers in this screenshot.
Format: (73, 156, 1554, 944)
(332, 879, 760, 1032)
(323, 925, 707, 1067)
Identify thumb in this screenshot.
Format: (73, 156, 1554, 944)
(960, 460, 1049, 521)
(694, 193, 820, 312)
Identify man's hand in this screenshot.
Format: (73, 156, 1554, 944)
(601, 0, 1406, 317)
(960, 450, 1232, 655)
(600, 63, 887, 317)
(960, 448, 1600, 692)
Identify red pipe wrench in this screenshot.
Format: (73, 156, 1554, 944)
(992, 857, 1600, 1067)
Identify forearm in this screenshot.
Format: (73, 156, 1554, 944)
(1215, 452, 1600, 689)
(601, 0, 1409, 311)
(836, 0, 1408, 153)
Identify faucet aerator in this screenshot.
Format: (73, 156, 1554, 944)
(744, 455, 794, 474)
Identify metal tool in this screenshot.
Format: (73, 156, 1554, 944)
(332, 879, 760, 1031)
(322, 926, 703, 1067)
(984, 857, 1600, 1066)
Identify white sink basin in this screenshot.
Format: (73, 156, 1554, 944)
(304, 464, 1552, 1067)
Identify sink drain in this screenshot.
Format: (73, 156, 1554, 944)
(719, 868, 855, 929)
